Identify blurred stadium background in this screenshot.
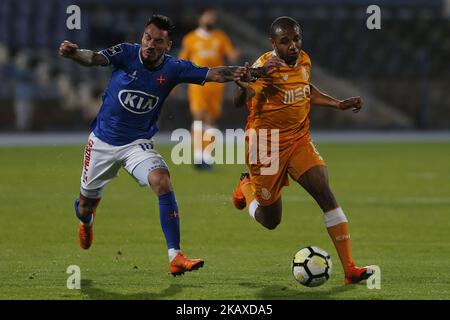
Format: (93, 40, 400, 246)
(0, 0, 449, 134)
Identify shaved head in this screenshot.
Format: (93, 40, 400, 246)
(269, 16, 302, 38)
(268, 16, 303, 66)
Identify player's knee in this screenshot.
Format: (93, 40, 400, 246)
(263, 220, 280, 230)
(260, 212, 281, 230)
(258, 201, 282, 230)
(148, 171, 172, 195)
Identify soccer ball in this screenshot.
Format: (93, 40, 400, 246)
(292, 246, 332, 287)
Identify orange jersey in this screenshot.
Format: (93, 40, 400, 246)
(247, 50, 312, 147)
(179, 29, 235, 67)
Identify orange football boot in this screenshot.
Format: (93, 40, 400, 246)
(232, 172, 251, 210)
(78, 218, 95, 250)
(169, 252, 204, 276)
(345, 262, 374, 285)
(75, 199, 95, 250)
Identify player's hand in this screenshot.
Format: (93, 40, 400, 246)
(59, 40, 79, 58)
(338, 97, 363, 113)
(260, 56, 283, 76)
(235, 62, 252, 88)
(233, 66, 248, 82)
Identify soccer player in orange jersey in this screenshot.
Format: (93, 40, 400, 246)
(179, 8, 239, 169)
(232, 16, 374, 285)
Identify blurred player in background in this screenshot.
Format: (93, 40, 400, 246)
(233, 16, 374, 284)
(179, 8, 239, 169)
(59, 14, 248, 276)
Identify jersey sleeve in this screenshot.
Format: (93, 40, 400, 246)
(99, 43, 134, 68)
(176, 59, 209, 85)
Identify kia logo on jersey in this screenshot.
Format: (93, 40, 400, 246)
(118, 90, 159, 114)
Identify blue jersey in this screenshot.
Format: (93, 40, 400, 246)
(92, 43, 209, 146)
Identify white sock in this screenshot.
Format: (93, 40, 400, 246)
(248, 199, 260, 220)
(323, 207, 348, 227)
(168, 248, 181, 262)
(203, 152, 213, 165)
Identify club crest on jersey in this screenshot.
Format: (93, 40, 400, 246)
(118, 90, 159, 114)
(156, 75, 166, 85)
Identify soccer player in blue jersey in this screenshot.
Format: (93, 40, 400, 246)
(58, 14, 253, 276)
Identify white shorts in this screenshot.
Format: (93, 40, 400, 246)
(80, 132, 168, 198)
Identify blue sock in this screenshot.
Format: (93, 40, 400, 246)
(74, 198, 93, 225)
(158, 192, 180, 250)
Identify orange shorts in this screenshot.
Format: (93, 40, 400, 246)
(188, 82, 224, 121)
(247, 134, 326, 206)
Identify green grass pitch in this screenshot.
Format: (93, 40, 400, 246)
(0, 142, 449, 300)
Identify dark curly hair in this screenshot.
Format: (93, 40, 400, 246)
(146, 14, 175, 37)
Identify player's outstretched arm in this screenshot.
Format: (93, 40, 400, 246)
(205, 66, 246, 83)
(310, 84, 363, 113)
(232, 58, 283, 108)
(59, 40, 108, 67)
(206, 55, 282, 83)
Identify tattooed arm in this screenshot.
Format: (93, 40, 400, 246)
(59, 40, 108, 67)
(233, 57, 284, 107)
(204, 54, 284, 83)
(205, 66, 247, 83)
